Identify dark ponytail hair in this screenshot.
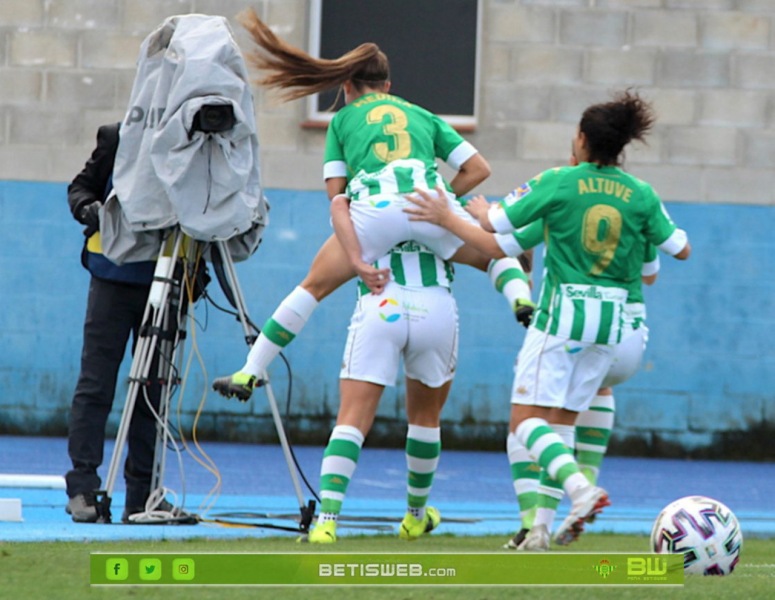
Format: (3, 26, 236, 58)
(579, 90, 655, 166)
(238, 8, 389, 101)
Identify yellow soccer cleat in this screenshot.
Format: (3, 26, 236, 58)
(212, 371, 260, 402)
(308, 520, 337, 544)
(399, 506, 441, 541)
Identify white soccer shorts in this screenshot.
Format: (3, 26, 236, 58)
(601, 323, 648, 388)
(350, 190, 476, 263)
(340, 281, 458, 388)
(511, 327, 616, 412)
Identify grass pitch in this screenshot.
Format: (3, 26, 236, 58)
(1, 532, 772, 600)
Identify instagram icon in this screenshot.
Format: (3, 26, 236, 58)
(172, 558, 195, 581)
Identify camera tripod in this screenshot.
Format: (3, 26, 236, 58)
(94, 227, 315, 530)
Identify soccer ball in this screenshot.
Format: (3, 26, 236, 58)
(650, 495, 743, 575)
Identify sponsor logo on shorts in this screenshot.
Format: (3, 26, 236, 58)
(369, 198, 391, 208)
(378, 298, 401, 322)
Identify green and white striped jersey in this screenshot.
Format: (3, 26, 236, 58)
(496, 219, 657, 330)
(489, 163, 682, 344)
(358, 241, 453, 295)
(324, 93, 477, 201)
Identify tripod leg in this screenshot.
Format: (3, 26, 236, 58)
(97, 231, 184, 522)
(215, 241, 313, 530)
(148, 257, 187, 504)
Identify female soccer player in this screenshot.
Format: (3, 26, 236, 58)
(212, 9, 532, 399)
(406, 90, 691, 550)
(307, 241, 457, 543)
(501, 228, 659, 549)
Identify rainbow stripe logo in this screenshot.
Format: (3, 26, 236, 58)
(378, 298, 401, 322)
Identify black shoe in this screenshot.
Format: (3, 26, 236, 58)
(66, 493, 99, 523)
(503, 527, 530, 549)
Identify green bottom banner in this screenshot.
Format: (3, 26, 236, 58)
(91, 552, 684, 586)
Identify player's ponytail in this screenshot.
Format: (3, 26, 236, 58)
(579, 89, 655, 166)
(238, 8, 389, 101)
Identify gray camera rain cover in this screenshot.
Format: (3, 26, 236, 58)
(107, 14, 268, 260)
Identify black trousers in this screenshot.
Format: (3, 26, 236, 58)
(65, 276, 162, 510)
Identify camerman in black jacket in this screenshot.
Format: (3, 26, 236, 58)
(64, 123, 168, 523)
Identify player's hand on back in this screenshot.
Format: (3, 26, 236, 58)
(404, 186, 452, 226)
(355, 261, 390, 295)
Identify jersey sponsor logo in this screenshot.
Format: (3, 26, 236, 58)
(565, 285, 603, 300)
(562, 284, 628, 303)
(378, 298, 401, 322)
(504, 182, 532, 206)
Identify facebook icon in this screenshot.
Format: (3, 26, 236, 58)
(106, 558, 128, 581)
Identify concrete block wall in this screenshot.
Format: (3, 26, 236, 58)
(0, 1, 774, 204)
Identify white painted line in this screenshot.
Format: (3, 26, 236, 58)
(0, 474, 66, 489)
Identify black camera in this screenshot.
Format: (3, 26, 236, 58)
(191, 104, 236, 133)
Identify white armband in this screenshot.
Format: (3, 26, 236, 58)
(658, 228, 688, 256)
(642, 255, 660, 277)
(488, 204, 514, 234)
(323, 160, 347, 180)
(495, 233, 526, 258)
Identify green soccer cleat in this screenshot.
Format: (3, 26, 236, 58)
(399, 506, 441, 541)
(212, 371, 260, 402)
(308, 520, 337, 544)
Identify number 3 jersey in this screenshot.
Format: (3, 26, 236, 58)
(488, 162, 687, 345)
(323, 92, 478, 200)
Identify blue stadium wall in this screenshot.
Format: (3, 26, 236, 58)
(1, 180, 773, 458)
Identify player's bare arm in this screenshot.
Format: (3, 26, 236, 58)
(405, 186, 504, 259)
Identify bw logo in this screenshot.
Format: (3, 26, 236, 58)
(627, 557, 667, 576)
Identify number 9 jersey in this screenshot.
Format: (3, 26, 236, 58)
(487, 163, 688, 344)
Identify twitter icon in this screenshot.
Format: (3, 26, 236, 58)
(139, 558, 162, 581)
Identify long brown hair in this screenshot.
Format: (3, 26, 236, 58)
(238, 8, 390, 102)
